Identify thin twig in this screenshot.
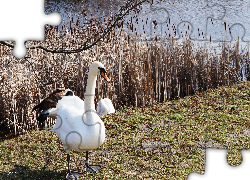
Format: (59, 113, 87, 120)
(0, 0, 148, 54)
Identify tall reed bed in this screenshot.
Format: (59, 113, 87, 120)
(0, 24, 249, 138)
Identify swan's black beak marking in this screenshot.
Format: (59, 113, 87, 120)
(98, 67, 110, 82)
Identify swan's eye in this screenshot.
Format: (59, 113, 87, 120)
(98, 67, 107, 74)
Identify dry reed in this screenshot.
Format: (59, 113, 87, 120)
(0, 20, 249, 138)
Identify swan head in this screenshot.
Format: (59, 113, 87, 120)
(89, 61, 110, 82)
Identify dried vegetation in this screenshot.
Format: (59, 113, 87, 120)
(0, 2, 250, 138)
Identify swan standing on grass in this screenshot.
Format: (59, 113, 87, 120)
(35, 61, 115, 179)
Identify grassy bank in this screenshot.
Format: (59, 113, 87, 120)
(0, 81, 249, 179)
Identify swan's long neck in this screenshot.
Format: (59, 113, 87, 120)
(84, 71, 97, 112)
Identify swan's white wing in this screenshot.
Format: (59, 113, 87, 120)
(50, 96, 85, 132)
(57, 96, 85, 112)
(50, 102, 86, 152)
(97, 98, 115, 115)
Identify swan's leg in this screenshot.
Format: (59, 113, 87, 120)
(84, 151, 101, 173)
(65, 154, 82, 179)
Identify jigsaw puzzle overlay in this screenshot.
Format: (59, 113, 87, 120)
(0, 0, 61, 58)
(129, 0, 250, 43)
(189, 149, 250, 179)
(0, 0, 250, 179)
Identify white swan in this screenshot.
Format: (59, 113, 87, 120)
(49, 61, 114, 179)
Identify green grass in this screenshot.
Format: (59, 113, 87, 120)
(0, 81, 250, 179)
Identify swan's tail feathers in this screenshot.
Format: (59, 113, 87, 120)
(104, 98, 115, 113)
(97, 98, 115, 116)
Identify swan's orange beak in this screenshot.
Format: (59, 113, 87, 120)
(101, 72, 110, 82)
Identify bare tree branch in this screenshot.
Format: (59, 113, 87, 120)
(0, 41, 14, 48)
(0, 0, 148, 54)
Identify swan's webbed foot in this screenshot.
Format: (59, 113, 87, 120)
(66, 171, 82, 179)
(84, 163, 101, 173)
(84, 151, 101, 173)
(66, 154, 82, 179)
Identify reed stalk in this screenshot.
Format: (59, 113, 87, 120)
(0, 22, 249, 138)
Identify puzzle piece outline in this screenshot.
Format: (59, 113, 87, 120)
(126, 0, 250, 43)
(0, 0, 61, 58)
(1, 0, 250, 178)
(51, 109, 104, 152)
(188, 148, 250, 180)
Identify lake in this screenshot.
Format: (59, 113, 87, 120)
(45, 0, 250, 47)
